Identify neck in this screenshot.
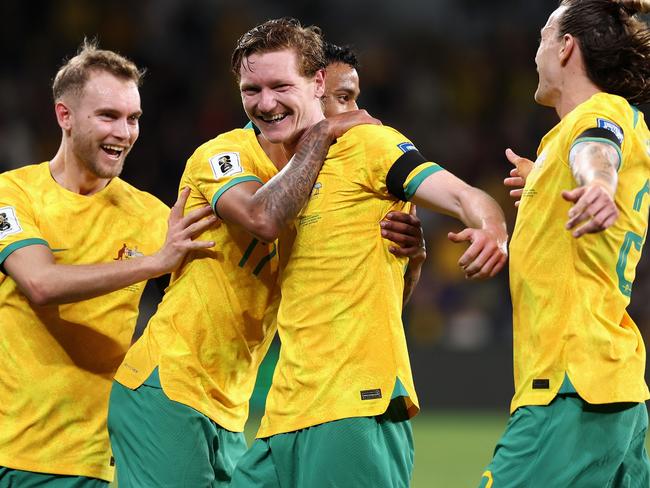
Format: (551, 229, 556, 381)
(49, 140, 111, 196)
(555, 75, 601, 119)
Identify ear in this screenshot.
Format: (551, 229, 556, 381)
(55, 101, 73, 131)
(559, 33, 575, 66)
(313, 68, 326, 98)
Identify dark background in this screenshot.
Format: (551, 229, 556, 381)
(2, 0, 649, 412)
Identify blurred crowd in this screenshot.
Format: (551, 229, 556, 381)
(2, 0, 649, 407)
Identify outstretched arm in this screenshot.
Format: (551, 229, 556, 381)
(4, 188, 217, 306)
(411, 171, 508, 280)
(561, 140, 619, 238)
(217, 110, 379, 242)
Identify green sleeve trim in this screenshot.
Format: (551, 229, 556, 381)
(243, 121, 254, 129)
(404, 164, 443, 200)
(570, 137, 622, 172)
(211, 175, 263, 217)
(0, 238, 49, 267)
(632, 105, 640, 129)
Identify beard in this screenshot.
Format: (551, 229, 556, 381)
(71, 132, 126, 179)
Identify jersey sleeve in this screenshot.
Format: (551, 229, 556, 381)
(566, 110, 624, 170)
(0, 176, 48, 269)
(353, 125, 443, 201)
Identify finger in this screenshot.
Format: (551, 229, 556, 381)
(509, 189, 523, 198)
(187, 239, 216, 250)
(505, 148, 521, 167)
(489, 253, 508, 277)
(184, 215, 219, 238)
(170, 187, 191, 220)
(458, 239, 485, 269)
(388, 245, 419, 258)
(463, 246, 493, 277)
(182, 205, 215, 226)
(448, 228, 473, 243)
(383, 212, 420, 227)
(572, 205, 618, 237)
(381, 228, 420, 247)
(561, 187, 585, 203)
(410, 204, 418, 216)
(504, 177, 525, 188)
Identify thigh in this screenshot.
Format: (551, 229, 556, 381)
(608, 404, 650, 488)
(108, 380, 223, 488)
(230, 439, 281, 488)
(480, 396, 646, 488)
(0, 467, 107, 488)
(291, 415, 413, 488)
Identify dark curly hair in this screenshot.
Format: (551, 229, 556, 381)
(231, 18, 325, 82)
(558, 0, 650, 104)
(323, 42, 360, 70)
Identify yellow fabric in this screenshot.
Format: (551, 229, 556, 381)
(258, 124, 428, 437)
(0, 162, 169, 481)
(115, 128, 280, 432)
(510, 93, 650, 413)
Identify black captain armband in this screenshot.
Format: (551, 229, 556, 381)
(386, 150, 427, 201)
(575, 127, 623, 148)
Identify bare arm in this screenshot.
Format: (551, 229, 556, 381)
(411, 171, 508, 279)
(217, 110, 379, 242)
(4, 188, 217, 306)
(380, 206, 426, 304)
(561, 140, 620, 237)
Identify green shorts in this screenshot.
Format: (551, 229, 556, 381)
(479, 394, 650, 487)
(107, 369, 247, 487)
(230, 397, 414, 488)
(0, 467, 106, 487)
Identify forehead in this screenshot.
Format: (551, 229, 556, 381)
(325, 62, 359, 91)
(239, 49, 304, 84)
(542, 6, 566, 33)
(80, 70, 141, 109)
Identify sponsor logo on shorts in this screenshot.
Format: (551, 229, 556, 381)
(360, 388, 382, 400)
(397, 142, 417, 153)
(209, 152, 243, 180)
(0, 206, 22, 240)
(597, 118, 624, 144)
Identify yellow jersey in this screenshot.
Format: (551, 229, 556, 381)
(510, 93, 650, 412)
(258, 124, 443, 437)
(114, 128, 280, 432)
(0, 162, 168, 481)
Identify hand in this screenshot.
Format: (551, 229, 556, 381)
(324, 109, 381, 140)
(154, 187, 219, 273)
(447, 227, 508, 280)
(504, 148, 533, 207)
(380, 205, 426, 264)
(561, 183, 618, 238)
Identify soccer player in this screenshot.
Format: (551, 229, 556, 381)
(225, 18, 507, 488)
(0, 41, 216, 487)
(480, 1, 650, 486)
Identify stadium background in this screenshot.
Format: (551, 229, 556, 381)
(2, 0, 649, 485)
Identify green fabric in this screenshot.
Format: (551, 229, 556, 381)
(0, 238, 48, 265)
(108, 377, 247, 487)
(231, 397, 414, 488)
(557, 373, 577, 394)
(391, 377, 409, 399)
(479, 396, 650, 487)
(0, 467, 106, 487)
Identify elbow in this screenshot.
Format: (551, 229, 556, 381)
(21, 278, 57, 306)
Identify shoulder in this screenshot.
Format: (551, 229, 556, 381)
(111, 179, 170, 218)
(189, 128, 256, 164)
(0, 162, 49, 187)
(334, 125, 414, 155)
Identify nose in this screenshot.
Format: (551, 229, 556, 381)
(112, 118, 132, 141)
(257, 88, 277, 113)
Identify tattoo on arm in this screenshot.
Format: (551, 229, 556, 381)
(253, 121, 333, 232)
(403, 265, 421, 305)
(569, 141, 619, 191)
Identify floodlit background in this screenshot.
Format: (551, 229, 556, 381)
(2, 0, 649, 486)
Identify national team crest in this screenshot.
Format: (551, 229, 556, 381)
(209, 152, 243, 180)
(113, 243, 144, 260)
(0, 206, 22, 239)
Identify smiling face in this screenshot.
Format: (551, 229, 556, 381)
(534, 6, 566, 108)
(322, 61, 360, 117)
(239, 49, 325, 146)
(61, 70, 141, 179)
